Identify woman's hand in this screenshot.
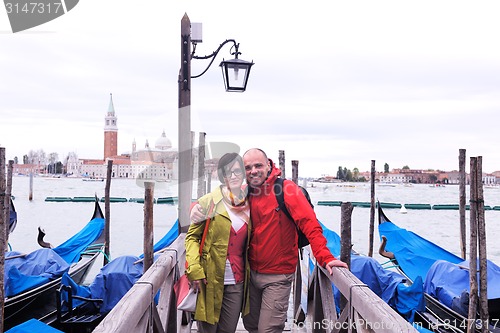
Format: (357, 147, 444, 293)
(191, 278, 207, 293)
(190, 203, 206, 224)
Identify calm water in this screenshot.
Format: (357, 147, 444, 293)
(8, 177, 500, 272)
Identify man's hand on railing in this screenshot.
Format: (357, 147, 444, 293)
(325, 259, 348, 274)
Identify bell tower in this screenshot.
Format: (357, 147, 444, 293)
(104, 93, 118, 159)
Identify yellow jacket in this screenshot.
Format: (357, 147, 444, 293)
(185, 186, 251, 324)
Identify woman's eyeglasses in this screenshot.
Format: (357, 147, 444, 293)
(225, 168, 243, 178)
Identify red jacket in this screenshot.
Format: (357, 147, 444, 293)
(247, 161, 336, 274)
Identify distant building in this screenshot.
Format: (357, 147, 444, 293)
(68, 94, 179, 180)
(379, 173, 413, 184)
(104, 93, 118, 160)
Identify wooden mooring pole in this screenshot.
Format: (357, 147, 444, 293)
(468, 156, 478, 333)
(5, 160, 13, 247)
(368, 159, 375, 257)
(476, 157, 489, 332)
(291, 160, 298, 185)
(340, 201, 353, 310)
(29, 171, 33, 201)
(468, 156, 489, 333)
(279, 150, 285, 179)
(206, 167, 212, 193)
(197, 132, 206, 198)
(143, 182, 155, 272)
(459, 149, 467, 259)
(104, 160, 113, 265)
(340, 202, 353, 268)
(0, 148, 6, 332)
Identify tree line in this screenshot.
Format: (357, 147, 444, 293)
(336, 163, 393, 182)
(15, 149, 74, 174)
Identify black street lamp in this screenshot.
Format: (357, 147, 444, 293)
(191, 39, 253, 92)
(178, 13, 253, 233)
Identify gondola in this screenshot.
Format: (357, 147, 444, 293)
(9, 197, 17, 234)
(48, 219, 180, 332)
(319, 221, 435, 332)
(377, 204, 500, 333)
(4, 197, 106, 331)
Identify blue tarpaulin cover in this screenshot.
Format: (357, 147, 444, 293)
(60, 221, 178, 314)
(61, 256, 144, 314)
(89, 255, 144, 313)
(378, 219, 463, 282)
(5, 318, 64, 333)
(319, 221, 425, 322)
(53, 217, 105, 264)
(331, 255, 426, 321)
(5, 249, 69, 297)
(379, 214, 500, 321)
(4, 217, 104, 297)
(424, 259, 500, 316)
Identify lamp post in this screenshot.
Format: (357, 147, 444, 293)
(178, 13, 253, 233)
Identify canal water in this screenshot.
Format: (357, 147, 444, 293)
(7, 177, 500, 278)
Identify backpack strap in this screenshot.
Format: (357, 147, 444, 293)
(274, 178, 293, 221)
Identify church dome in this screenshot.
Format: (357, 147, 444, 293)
(155, 130, 172, 150)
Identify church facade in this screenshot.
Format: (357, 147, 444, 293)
(68, 94, 179, 180)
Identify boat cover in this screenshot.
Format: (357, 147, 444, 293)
(319, 222, 425, 322)
(89, 255, 145, 313)
(333, 255, 426, 321)
(378, 219, 463, 282)
(5, 318, 64, 333)
(4, 217, 104, 297)
(424, 259, 500, 316)
(4, 249, 70, 297)
(53, 217, 105, 263)
(61, 256, 145, 313)
(60, 220, 178, 314)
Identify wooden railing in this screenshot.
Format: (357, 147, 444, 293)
(291, 247, 417, 333)
(93, 234, 186, 333)
(93, 234, 418, 333)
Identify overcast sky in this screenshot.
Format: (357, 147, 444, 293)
(1, 1, 500, 177)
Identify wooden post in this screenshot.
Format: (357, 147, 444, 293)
(29, 172, 33, 201)
(4, 160, 13, 246)
(197, 132, 206, 198)
(144, 182, 155, 272)
(104, 160, 113, 265)
(0, 147, 6, 332)
(459, 149, 467, 259)
(279, 150, 285, 179)
(467, 157, 478, 333)
(476, 157, 489, 332)
(340, 201, 353, 310)
(291, 160, 298, 185)
(206, 167, 212, 193)
(340, 202, 353, 268)
(368, 160, 375, 257)
(191, 131, 195, 180)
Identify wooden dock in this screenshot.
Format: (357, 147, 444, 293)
(91, 233, 418, 333)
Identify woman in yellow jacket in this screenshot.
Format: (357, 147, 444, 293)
(185, 153, 250, 333)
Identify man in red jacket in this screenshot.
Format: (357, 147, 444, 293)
(242, 148, 347, 333)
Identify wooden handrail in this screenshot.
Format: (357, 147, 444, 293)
(93, 234, 186, 333)
(323, 265, 417, 333)
(93, 234, 418, 333)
